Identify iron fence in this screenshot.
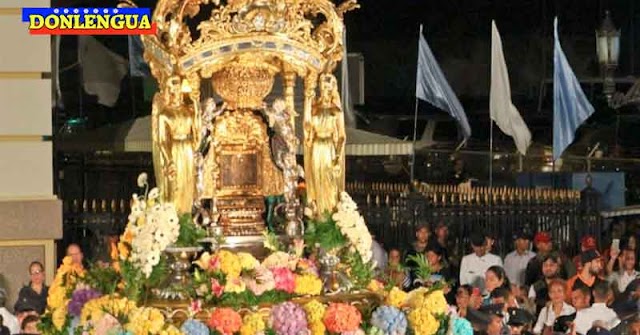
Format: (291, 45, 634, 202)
(347, 182, 603, 260)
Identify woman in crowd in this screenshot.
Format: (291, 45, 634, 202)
(14, 261, 48, 315)
(483, 265, 510, 305)
(385, 248, 410, 290)
(607, 248, 639, 296)
(454, 285, 477, 318)
(532, 279, 575, 334)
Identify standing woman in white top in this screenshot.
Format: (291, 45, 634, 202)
(532, 279, 576, 334)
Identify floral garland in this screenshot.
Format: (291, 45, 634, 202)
(121, 173, 180, 278)
(332, 192, 373, 263)
(45, 256, 85, 331)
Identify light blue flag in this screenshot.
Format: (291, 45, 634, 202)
(416, 26, 471, 139)
(553, 17, 595, 160)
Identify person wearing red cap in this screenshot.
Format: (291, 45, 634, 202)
(573, 235, 598, 273)
(524, 232, 575, 286)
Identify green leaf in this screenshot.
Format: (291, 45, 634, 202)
(83, 264, 120, 294)
(406, 253, 432, 282)
(343, 251, 375, 289)
(303, 216, 346, 251)
(146, 255, 169, 288)
(263, 231, 284, 252)
(175, 214, 207, 247)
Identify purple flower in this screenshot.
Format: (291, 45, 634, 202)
(68, 289, 102, 316)
(270, 302, 308, 335)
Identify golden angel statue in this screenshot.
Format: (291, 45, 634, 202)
(152, 76, 200, 214)
(304, 73, 346, 214)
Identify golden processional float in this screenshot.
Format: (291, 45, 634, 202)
(133, 0, 359, 245)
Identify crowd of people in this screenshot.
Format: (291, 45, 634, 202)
(4, 223, 640, 335)
(370, 223, 640, 334)
(0, 244, 84, 335)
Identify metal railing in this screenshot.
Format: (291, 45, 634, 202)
(347, 182, 602, 260)
(61, 182, 602, 263)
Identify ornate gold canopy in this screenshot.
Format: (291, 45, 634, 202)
(120, 0, 358, 233)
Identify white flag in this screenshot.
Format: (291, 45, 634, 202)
(78, 36, 128, 107)
(490, 21, 531, 156)
(341, 29, 356, 127)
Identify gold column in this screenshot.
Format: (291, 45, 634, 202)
(303, 72, 318, 209)
(282, 70, 297, 127)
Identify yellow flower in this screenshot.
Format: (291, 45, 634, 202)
(193, 252, 213, 270)
(424, 290, 448, 315)
(224, 277, 247, 293)
(122, 229, 134, 244)
(303, 300, 326, 323)
(294, 274, 322, 296)
(367, 279, 384, 293)
(118, 241, 130, 259)
(160, 325, 183, 335)
(47, 287, 66, 309)
(52, 301, 69, 330)
(240, 313, 265, 335)
(126, 307, 165, 335)
(62, 256, 73, 267)
(310, 321, 326, 335)
(385, 287, 408, 308)
(408, 307, 440, 335)
(237, 252, 259, 271)
(217, 250, 242, 278)
(406, 287, 428, 309)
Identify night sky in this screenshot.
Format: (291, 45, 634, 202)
(54, 0, 640, 147)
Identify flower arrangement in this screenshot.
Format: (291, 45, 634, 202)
(370, 306, 408, 335)
(125, 185, 180, 278)
(332, 192, 373, 263)
(239, 313, 265, 335)
(40, 256, 86, 332)
(208, 308, 242, 335)
(270, 301, 308, 335)
(272, 267, 296, 293)
(180, 319, 209, 335)
(293, 274, 322, 296)
(323, 303, 362, 333)
(68, 288, 102, 317)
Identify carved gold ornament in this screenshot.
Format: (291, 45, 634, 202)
(120, 0, 357, 222)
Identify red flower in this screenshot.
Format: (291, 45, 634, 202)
(211, 278, 224, 297)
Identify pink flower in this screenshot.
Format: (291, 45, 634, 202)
(271, 267, 295, 293)
(244, 266, 275, 296)
(211, 278, 224, 297)
(209, 255, 221, 271)
(190, 299, 203, 315)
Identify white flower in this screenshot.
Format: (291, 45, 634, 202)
(303, 207, 314, 218)
(137, 173, 148, 187)
(148, 187, 160, 200)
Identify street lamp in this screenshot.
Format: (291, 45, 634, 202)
(596, 10, 620, 105)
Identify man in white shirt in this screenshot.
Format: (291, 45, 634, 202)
(504, 231, 536, 287)
(460, 232, 503, 291)
(574, 282, 620, 335)
(0, 288, 19, 335)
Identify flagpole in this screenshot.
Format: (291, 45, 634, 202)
(411, 25, 423, 183)
(410, 96, 419, 182)
(489, 118, 493, 188)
